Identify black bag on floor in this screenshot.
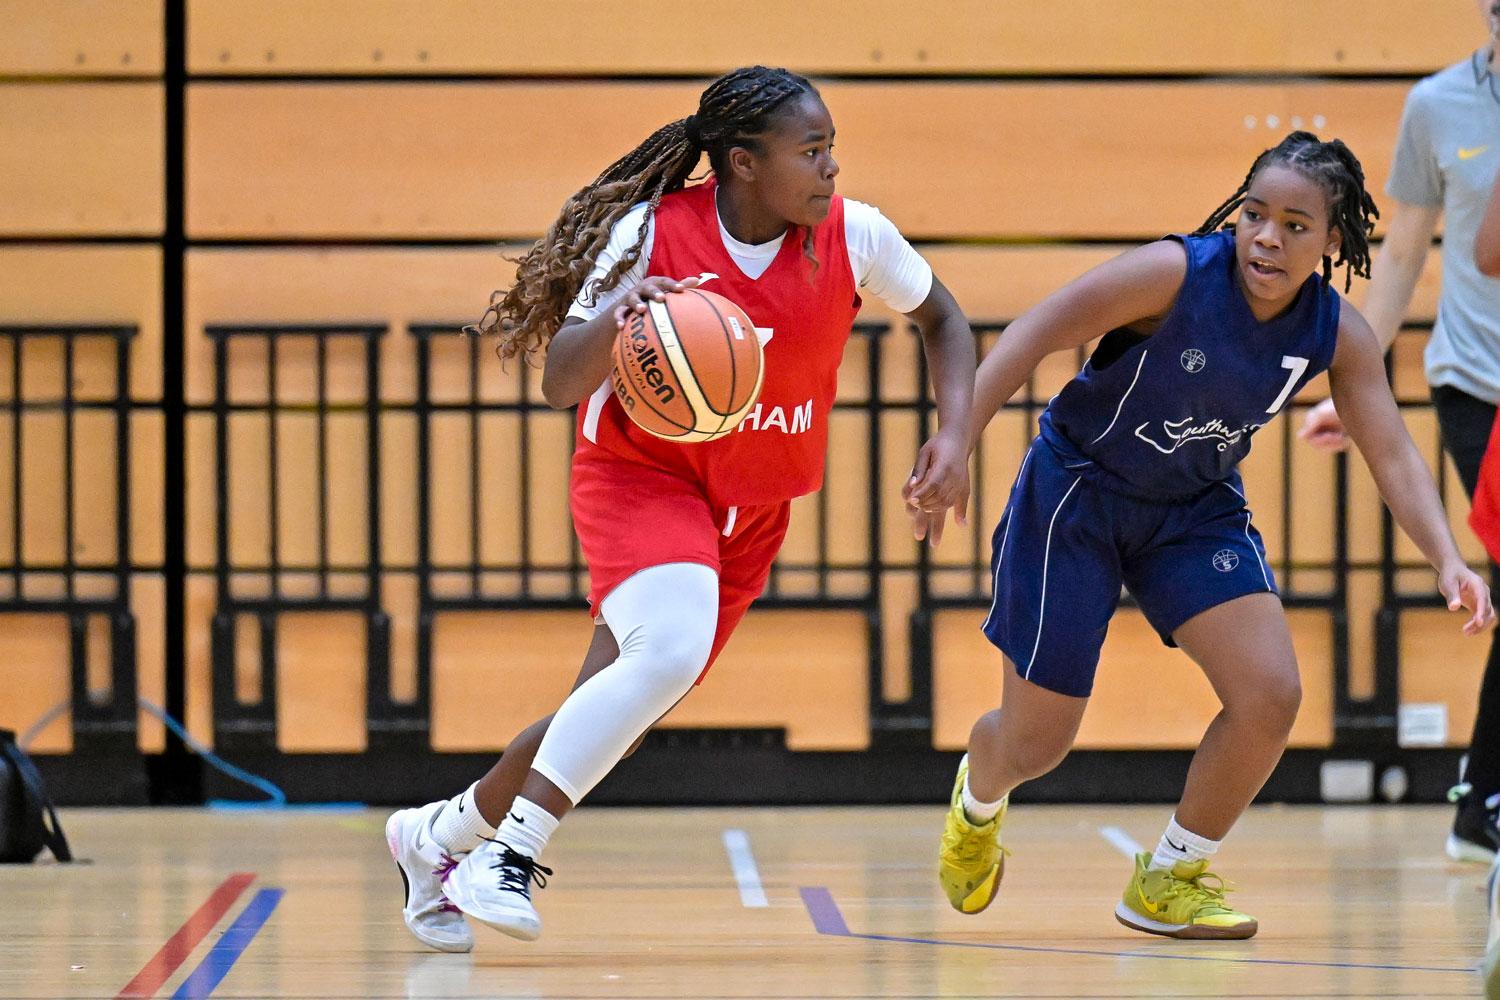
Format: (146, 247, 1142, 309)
(0, 728, 72, 863)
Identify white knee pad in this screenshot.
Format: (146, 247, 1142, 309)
(531, 563, 718, 804)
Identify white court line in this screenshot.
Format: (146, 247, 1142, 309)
(722, 829, 769, 908)
(1099, 825, 1145, 860)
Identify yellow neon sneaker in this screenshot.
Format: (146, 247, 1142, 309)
(1115, 851, 1257, 940)
(938, 754, 1008, 914)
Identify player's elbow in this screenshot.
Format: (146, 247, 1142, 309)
(540, 366, 582, 409)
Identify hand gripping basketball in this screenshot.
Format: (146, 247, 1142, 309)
(611, 284, 765, 443)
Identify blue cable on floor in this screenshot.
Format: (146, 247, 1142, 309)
(22, 695, 363, 810)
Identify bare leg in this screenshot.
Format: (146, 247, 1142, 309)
(965, 657, 1089, 803)
(1171, 593, 1302, 839)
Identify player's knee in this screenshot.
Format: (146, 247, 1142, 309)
(1236, 667, 1301, 733)
(639, 627, 714, 693)
(1004, 726, 1073, 780)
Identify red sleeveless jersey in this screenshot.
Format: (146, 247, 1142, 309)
(574, 178, 861, 507)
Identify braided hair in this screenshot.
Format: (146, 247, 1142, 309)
(1193, 131, 1380, 291)
(471, 66, 819, 361)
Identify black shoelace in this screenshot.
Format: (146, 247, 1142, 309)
(481, 838, 553, 898)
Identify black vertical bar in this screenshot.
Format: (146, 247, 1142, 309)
(213, 335, 229, 604)
(267, 335, 280, 592)
(117, 335, 132, 603)
(12, 335, 21, 595)
(517, 352, 531, 596)
(469, 333, 481, 595)
(317, 334, 328, 598)
(415, 332, 432, 712)
(970, 328, 990, 594)
(162, 0, 189, 760)
(366, 331, 382, 594)
(416, 335, 431, 597)
(63, 336, 75, 600)
(867, 325, 883, 598)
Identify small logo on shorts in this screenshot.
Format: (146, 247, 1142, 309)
(1180, 349, 1207, 373)
(1212, 549, 1240, 573)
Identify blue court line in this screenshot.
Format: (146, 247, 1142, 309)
(170, 887, 284, 999)
(799, 887, 1480, 976)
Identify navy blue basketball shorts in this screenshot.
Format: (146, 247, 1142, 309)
(981, 437, 1278, 698)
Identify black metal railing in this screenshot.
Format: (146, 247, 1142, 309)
(0, 325, 139, 754)
(204, 323, 392, 753)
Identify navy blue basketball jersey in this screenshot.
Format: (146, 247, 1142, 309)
(1039, 230, 1341, 500)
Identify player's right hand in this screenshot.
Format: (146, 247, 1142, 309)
(612, 276, 703, 329)
(1297, 398, 1352, 453)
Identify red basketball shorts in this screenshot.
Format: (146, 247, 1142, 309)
(570, 450, 791, 679)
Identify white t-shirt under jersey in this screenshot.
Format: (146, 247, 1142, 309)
(566, 197, 934, 321)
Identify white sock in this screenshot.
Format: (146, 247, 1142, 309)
(961, 775, 1007, 825)
(1148, 816, 1220, 871)
(493, 796, 559, 860)
(429, 781, 496, 855)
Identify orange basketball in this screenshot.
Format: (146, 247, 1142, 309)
(611, 288, 765, 442)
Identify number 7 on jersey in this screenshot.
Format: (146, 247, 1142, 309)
(1267, 355, 1309, 415)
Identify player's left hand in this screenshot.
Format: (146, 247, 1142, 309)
(1438, 562, 1496, 636)
(904, 428, 970, 547)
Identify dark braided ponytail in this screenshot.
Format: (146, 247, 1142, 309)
(471, 66, 818, 361)
(1194, 131, 1380, 292)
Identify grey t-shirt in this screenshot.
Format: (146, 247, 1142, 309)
(1388, 52, 1500, 402)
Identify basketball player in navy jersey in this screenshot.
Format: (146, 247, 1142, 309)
(926, 132, 1495, 940)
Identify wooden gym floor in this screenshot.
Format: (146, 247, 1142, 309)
(3, 804, 1494, 999)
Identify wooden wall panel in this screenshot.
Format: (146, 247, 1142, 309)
(186, 81, 1416, 241)
(187, 1, 1482, 76)
(429, 608, 868, 753)
(0, 1, 162, 75)
(0, 84, 162, 236)
(1399, 608, 1487, 747)
(0, 246, 163, 400)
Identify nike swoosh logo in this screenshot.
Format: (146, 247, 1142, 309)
(457, 795, 465, 813)
(1459, 145, 1491, 161)
(1136, 884, 1161, 915)
(1166, 837, 1186, 852)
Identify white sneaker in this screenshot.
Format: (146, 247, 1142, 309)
(385, 802, 474, 953)
(442, 837, 552, 942)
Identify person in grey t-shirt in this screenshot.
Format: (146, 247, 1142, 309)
(1301, 0, 1500, 863)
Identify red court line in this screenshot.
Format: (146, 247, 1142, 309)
(115, 872, 256, 999)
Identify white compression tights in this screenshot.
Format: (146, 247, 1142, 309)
(530, 562, 719, 805)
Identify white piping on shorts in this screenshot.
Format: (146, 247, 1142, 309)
(1219, 481, 1272, 591)
(982, 445, 1036, 635)
(1023, 477, 1083, 681)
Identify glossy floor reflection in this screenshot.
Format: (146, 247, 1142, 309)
(2, 804, 1493, 998)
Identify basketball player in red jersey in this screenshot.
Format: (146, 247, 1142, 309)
(384, 66, 977, 949)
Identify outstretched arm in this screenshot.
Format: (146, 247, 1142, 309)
(1329, 305, 1494, 634)
(902, 275, 977, 531)
(967, 239, 1187, 452)
(908, 239, 1186, 545)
